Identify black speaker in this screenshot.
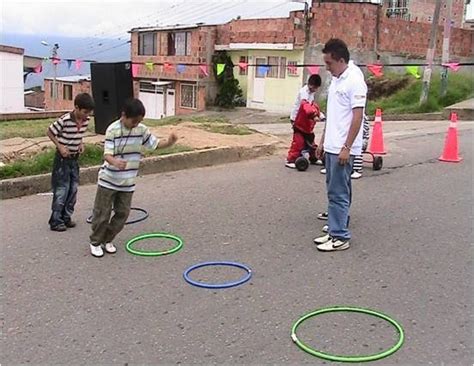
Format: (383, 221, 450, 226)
(91, 62, 133, 135)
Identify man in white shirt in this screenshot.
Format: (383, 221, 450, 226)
(314, 38, 367, 252)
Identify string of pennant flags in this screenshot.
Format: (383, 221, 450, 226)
(32, 57, 473, 79)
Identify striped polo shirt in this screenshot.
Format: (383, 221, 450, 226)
(48, 112, 89, 153)
(98, 120, 159, 192)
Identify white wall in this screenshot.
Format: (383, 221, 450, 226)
(0, 51, 24, 113)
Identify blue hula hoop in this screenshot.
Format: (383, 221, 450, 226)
(183, 261, 252, 289)
(86, 207, 149, 225)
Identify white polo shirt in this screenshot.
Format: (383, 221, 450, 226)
(290, 85, 315, 121)
(324, 63, 367, 156)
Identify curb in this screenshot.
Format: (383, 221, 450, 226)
(0, 143, 276, 200)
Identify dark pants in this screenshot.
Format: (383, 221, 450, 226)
(287, 129, 316, 162)
(89, 186, 133, 246)
(49, 151, 79, 228)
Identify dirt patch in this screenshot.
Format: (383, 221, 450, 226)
(0, 122, 278, 163)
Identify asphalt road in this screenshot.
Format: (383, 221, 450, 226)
(1, 122, 472, 365)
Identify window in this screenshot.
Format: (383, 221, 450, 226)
(287, 61, 299, 76)
(63, 84, 73, 100)
(138, 32, 157, 56)
(239, 56, 248, 75)
(267, 56, 287, 79)
(168, 31, 191, 56)
(180, 84, 197, 109)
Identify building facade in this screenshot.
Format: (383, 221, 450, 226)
(0, 45, 25, 113)
(44, 75, 91, 111)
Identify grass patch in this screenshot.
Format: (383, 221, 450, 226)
(143, 144, 194, 156)
(0, 118, 96, 140)
(0, 143, 195, 180)
(366, 72, 474, 115)
(192, 123, 253, 135)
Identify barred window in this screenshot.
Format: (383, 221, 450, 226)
(239, 56, 248, 75)
(180, 84, 197, 109)
(287, 61, 299, 76)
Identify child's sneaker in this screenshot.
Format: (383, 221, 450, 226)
(317, 212, 328, 220)
(90, 244, 104, 257)
(320, 168, 326, 174)
(351, 171, 362, 179)
(322, 224, 328, 233)
(285, 162, 296, 169)
(104, 243, 117, 254)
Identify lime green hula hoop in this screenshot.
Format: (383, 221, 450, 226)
(291, 306, 404, 363)
(125, 233, 183, 257)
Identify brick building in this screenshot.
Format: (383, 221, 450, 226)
(129, 24, 218, 119)
(44, 75, 91, 111)
(384, 0, 468, 28)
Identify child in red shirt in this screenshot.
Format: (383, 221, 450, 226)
(285, 98, 321, 168)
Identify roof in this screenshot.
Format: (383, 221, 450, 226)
(44, 75, 91, 83)
(129, 1, 307, 32)
(0, 44, 24, 55)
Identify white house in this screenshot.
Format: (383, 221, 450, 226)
(0, 45, 25, 113)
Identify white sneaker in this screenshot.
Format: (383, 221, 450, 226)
(317, 238, 350, 252)
(351, 171, 362, 179)
(104, 243, 117, 254)
(315, 159, 324, 166)
(317, 212, 328, 221)
(285, 162, 296, 169)
(90, 244, 104, 257)
(320, 168, 326, 174)
(314, 234, 332, 245)
(322, 224, 329, 233)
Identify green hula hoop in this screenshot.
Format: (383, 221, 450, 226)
(291, 306, 404, 363)
(125, 233, 183, 257)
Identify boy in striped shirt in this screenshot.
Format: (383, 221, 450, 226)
(47, 93, 94, 232)
(89, 98, 177, 257)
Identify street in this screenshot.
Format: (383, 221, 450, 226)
(1, 121, 472, 365)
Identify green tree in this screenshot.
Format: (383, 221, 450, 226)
(212, 52, 244, 108)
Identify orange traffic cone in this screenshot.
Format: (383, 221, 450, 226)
(439, 112, 462, 163)
(368, 108, 386, 154)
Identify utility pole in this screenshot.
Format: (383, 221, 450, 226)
(440, 0, 453, 97)
(52, 43, 59, 111)
(419, 0, 442, 105)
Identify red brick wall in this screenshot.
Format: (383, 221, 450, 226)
(216, 12, 306, 47)
(407, 0, 465, 28)
(24, 91, 45, 109)
(44, 80, 91, 111)
(310, 2, 473, 58)
(311, 3, 378, 49)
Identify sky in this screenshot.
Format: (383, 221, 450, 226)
(1, 0, 310, 37)
(2, 0, 473, 38)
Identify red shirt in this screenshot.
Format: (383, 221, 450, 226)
(294, 100, 320, 134)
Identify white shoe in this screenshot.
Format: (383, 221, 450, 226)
(351, 171, 362, 179)
(322, 224, 328, 233)
(315, 159, 324, 166)
(104, 243, 117, 254)
(320, 168, 326, 174)
(90, 244, 104, 257)
(285, 162, 296, 169)
(313, 234, 332, 245)
(317, 212, 328, 221)
(317, 238, 350, 252)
